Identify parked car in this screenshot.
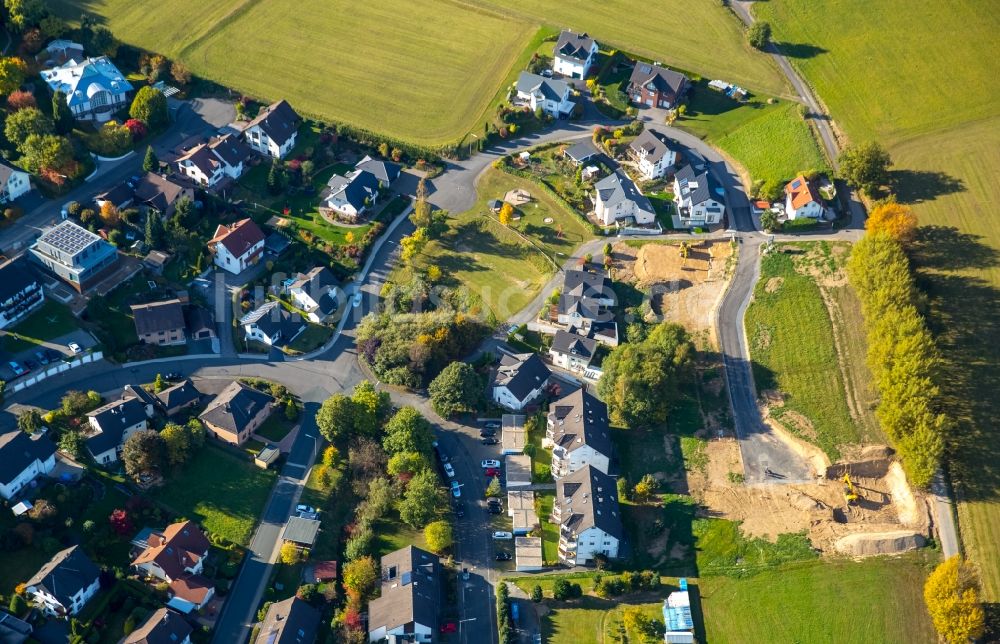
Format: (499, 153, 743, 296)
(440, 622, 457, 634)
(25, 360, 38, 370)
(492, 531, 513, 540)
(483, 422, 501, 430)
(479, 428, 497, 438)
(296, 504, 316, 515)
(481, 459, 501, 469)
(450, 480, 462, 498)
(352, 292, 363, 307)
(45, 349, 62, 362)
(484, 467, 500, 477)
(68, 342, 82, 354)
(35, 351, 49, 366)
(481, 437, 499, 445)
(443, 463, 455, 478)
(495, 551, 512, 561)
(165, 371, 181, 380)
(487, 504, 503, 515)
(8, 361, 25, 377)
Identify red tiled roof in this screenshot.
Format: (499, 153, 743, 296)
(785, 175, 822, 209)
(209, 218, 265, 259)
(169, 574, 213, 604)
(131, 520, 209, 581)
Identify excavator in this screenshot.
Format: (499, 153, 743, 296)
(843, 473, 860, 505)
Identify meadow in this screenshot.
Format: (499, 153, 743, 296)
(755, 0, 1000, 599)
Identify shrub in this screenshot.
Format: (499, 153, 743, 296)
(747, 21, 771, 49)
(6, 90, 35, 111)
(530, 585, 543, 602)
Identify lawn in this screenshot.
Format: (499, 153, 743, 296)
(744, 249, 865, 458)
(2, 300, 79, 353)
(152, 444, 276, 545)
(255, 413, 295, 443)
(286, 324, 333, 354)
(535, 492, 559, 565)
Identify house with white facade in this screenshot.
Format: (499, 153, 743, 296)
(132, 520, 215, 614)
(549, 330, 597, 373)
(0, 159, 31, 204)
(323, 169, 380, 221)
(492, 352, 551, 410)
(242, 100, 300, 158)
(552, 465, 623, 566)
(553, 270, 618, 346)
(628, 129, 679, 180)
(0, 257, 44, 330)
(515, 72, 575, 118)
(672, 164, 726, 228)
(288, 266, 340, 324)
(553, 30, 599, 79)
(593, 169, 655, 226)
(241, 300, 305, 347)
(784, 174, 825, 220)
(176, 134, 252, 188)
(545, 388, 613, 478)
(125, 609, 193, 644)
(368, 546, 441, 643)
(208, 218, 266, 275)
(40, 56, 132, 122)
(25, 546, 101, 617)
(85, 397, 149, 465)
(0, 430, 56, 500)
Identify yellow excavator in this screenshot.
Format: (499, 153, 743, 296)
(843, 473, 860, 505)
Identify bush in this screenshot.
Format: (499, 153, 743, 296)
(747, 21, 771, 49)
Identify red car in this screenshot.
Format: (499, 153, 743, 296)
(440, 621, 457, 634)
(484, 468, 500, 477)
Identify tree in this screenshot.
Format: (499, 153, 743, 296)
(161, 423, 192, 466)
(58, 430, 84, 458)
(530, 585, 543, 602)
(99, 201, 120, 227)
(760, 210, 780, 232)
(88, 26, 118, 57)
(170, 61, 192, 85)
(387, 451, 430, 477)
(552, 578, 573, 600)
(838, 142, 892, 196)
(108, 508, 132, 536)
(321, 445, 339, 468)
(121, 430, 165, 479)
(350, 381, 390, 435)
(284, 398, 299, 421)
(17, 409, 41, 434)
(266, 158, 285, 194)
(129, 86, 168, 130)
(383, 407, 434, 455)
(143, 145, 158, 172)
(6, 89, 34, 111)
(315, 393, 356, 442)
(866, 201, 917, 245)
(19, 134, 73, 174)
(485, 476, 502, 498)
(40, 14, 67, 38)
(61, 390, 91, 416)
(633, 473, 658, 502)
(280, 542, 304, 565)
(399, 227, 428, 262)
(424, 520, 453, 554)
(4, 107, 53, 151)
(399, 468, 444, 528)
(5, 0, 44, 32)
(8, 593, 26, 616)
(52, 91, 74, 135)
(498, 202, 514, 226)
(145, 212, 164, 249)
(187, 418, 206, 448)
(426, 265, 441, 283)
(923, 556, 985, 643)
(747, 21, 771, 49)
(342, 556, 379, 600)
(428, 362, 481, 418)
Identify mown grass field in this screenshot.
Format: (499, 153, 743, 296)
(754, 0, 1000, 600)
(745, 249, 864, 458)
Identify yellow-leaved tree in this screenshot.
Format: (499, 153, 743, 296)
(923, 555, 985, 643)
(498, 202, 514, 226)
(865, 201, 918, 245)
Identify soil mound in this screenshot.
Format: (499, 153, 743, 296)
(834, 531, 926, 556)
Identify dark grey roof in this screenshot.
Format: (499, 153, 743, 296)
(594, 170, 654, 215)
(326, 169, 380, 211)
(25, 546, 100, 609)
(291, 267, 339, 317)
(551, 330, 597, 359)
(0, 256, 39, 304)
(0, 609, 32, 639)
(131, 299, 185, 336)
(123, 384, 159, 409)
(283, 516, 321, 546)
(184, 306, 215, 336)
(95, 181, 135, 208)
(0, 430, 56, 486)
(156, 379, 202, 412)
(133, 173, 189, 213)
(125, 608, 193, 644)
(564, 139, 598, 164)
(559, 269, 614, 317)
(240, 300, 304, 343)
(547, 388, 613, 458)
(674, 164, 723, 207)
(494, 352, 550, 402)
(629, 129, 677, 165)
(86, 397, 147, 455)
(199, 381, 273, 435)
(629, 62, 689, 98)
(369, 546, 440, 635)
(555, 30, 597, 64)
(246, 100, 300, 146)
(258, 597, 321, 644)
(209, 133, 251, 168)
(556, 465, 623, 539)
(516, 72, 570, 102)
(354, 155, 401, 185)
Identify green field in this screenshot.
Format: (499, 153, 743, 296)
(153, 444, 276, 545)
(745, 248, 871, 458)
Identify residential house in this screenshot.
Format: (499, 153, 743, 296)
(0, 430, 56, 500)
(94, 181, 135, 211)
(0, 257, 44, 329)
(240, 300, 305, 347)
(552, 30, 599, 79)
(354, 155, 402, 188)
(156, 379, 202, 417)
(40, 56, 133, 122)
(198, 381, 274, 446)
(131, 299, 186, 346)
(0, 159, 31, 203)
(125, 608, 193, 644)
(176, 134, 251, 188)
(323, 169, 381, 221)
(593, 169, 655, 226)
(29, 221, 120, 292)
(242, 100, 300, 158)
(132, 520, 215, 614)
(628, 129, 679, 180)
(551, 465, 623, 565)
(289, 266, 340, 324)
(85, 397, 149, 465)
(784, 174, 825, 220)
(41, 39, 84, 66)
(545, 388, 613, 477)
(257, 597, 321, 644)
(0, 609, 32, 643)
(492, 352, 551, 410)
(672, 164, 726, 228)
(133, 173, 195, 219)
(185, 306, 216, 340)
(25, 546, 101, 617)
(123, 384, 159, 419)
(628, 62, 689, 110)
(557, 270, 615, 330)
(368, 546, 441, 643)
(549, 330, 597, 373)
(515, 72, 575, 118)
(208, 218, 266, 275)
(563, 139, 599, 166)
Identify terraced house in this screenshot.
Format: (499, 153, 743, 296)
(552, 465, 623, 565)
(545, 388, 613, 478)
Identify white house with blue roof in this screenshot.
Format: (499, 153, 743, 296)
(40, 56, 133, 122)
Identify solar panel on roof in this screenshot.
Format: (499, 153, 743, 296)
(791, 179, 802, 189)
